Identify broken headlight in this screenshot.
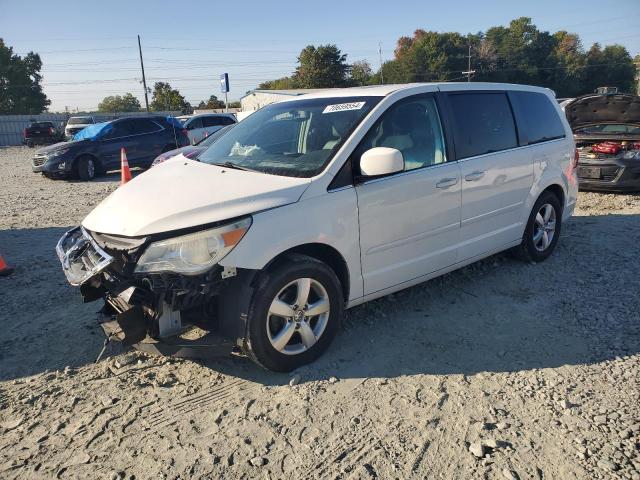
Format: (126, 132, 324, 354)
(134, 217, 251, 275)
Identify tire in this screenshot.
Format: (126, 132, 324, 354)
(244, 254, 343, 372)
(76, 155, 97, 181)
(513, 190, 562, 262)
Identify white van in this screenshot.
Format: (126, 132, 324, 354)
(57, 83, 578, 371)
(178, 113, 237, 144)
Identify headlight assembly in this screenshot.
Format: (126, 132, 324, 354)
(134, 217, 251, 275)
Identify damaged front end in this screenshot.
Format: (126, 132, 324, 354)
(56, 224, 256, 358)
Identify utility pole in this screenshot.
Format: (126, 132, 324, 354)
(378, 42, 384, 85)
(462, 45, 475, 82)
(138, 35, 150, 112)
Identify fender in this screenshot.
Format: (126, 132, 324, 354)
(219, 187, 364, 303)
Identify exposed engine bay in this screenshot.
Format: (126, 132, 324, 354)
(576, 140, 640, 161)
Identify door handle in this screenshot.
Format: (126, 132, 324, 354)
(465, 171, 485, 182)
(436, 177, 458, 189)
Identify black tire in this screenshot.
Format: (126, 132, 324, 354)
(244, 254, 343, 372)
(76, 155, 98, 181)
(513, 190, 562, 262)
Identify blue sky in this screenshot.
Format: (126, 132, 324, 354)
(2, 0, 639, 112)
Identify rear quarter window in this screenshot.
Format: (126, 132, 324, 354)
(447, 92, 518, 159)
(509, 91, 566, 145)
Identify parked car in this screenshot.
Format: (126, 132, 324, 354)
(151, 124, 234, 166)
(23, 121, 62, 147)
(566, 92, 640, 191)
(64, 116, 95, 139)
(56, 83, 577, 371)
(33, 116, 189, 180)
(178, 113, 236, 144)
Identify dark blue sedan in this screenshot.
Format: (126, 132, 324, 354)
(32, 116, 190, 180)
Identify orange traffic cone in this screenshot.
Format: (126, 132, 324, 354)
(120, 147, 132, 185)
(0, 254, 14, 277)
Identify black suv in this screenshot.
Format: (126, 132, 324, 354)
(32, 116, 190, 180)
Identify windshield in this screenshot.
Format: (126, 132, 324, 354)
(574, 123, 640, 135)
(196, 124, 234, 146)
(198, 96, 381, 177)
(68, 117, 93, 125)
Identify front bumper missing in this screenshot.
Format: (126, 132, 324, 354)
(56, 226, 114, 286)
(57, 225, 252, 359)
(97, 305, 234, 358)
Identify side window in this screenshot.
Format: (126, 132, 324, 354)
(201, 116, 224, 127)
(353, 95, 447, 173)
(187, 118, 203, 130)
(128, 119, 162, 135)
(104, 120, 134, 139)
(447, 92, 517, 159)
(509, 91, 566, 145)
(221, 116, 236, 125)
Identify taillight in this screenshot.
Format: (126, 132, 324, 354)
(49, 127, 55, 135)
(23, 128, 28, 137)
(572, 148, 579, 169)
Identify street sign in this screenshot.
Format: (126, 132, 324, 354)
(220, 73, 230, 93)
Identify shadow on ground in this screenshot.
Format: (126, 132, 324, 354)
(1, 212, 638, 384)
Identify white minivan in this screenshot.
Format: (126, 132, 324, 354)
(57, 83, 578, 371)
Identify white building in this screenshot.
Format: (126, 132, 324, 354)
(240, 89, 327, 113)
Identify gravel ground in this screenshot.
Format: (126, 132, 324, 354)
(0, 146, 639, 480)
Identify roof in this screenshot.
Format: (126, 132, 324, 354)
(240, 83, 556, 106)
(273, 82, 556, 101)
(240, 88, 327, 100)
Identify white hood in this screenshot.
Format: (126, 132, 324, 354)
(82, 156, 311, 236)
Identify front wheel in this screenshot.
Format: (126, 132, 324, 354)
(244, 254, 343, 372)
(76, 155, 98, 181)
(514, 191, 562, 262)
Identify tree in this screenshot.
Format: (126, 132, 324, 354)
(258, 76, 298, 90)
(349, 60, 372, 86)
(259, 44, 350, 90)
(97, 93, 141, 112)
(150, 82, 192, 113)
(293, 44, 350, 88)
(582, 44, 637, 94)
(0, 38, 50, 114)
(376, 18, 637, 97)
(197, 95, 225, 110)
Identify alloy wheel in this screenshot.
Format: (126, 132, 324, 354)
(266, 278, 330, 355)
(533, 203, 556, 252)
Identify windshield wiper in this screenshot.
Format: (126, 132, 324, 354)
(210, 161, 261, 173)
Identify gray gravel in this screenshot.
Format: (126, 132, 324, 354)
(1, 146, 639, 479)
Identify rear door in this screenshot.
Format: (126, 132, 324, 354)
(97, 119, 138, 170)
(127, 118, 166, 166)
(354, 93, 462, 296)
(441, 90, 533, 260)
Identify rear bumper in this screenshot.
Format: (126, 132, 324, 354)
(577, 157, 640, 192)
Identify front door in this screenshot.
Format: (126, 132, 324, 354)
(354, 94, 462, 296)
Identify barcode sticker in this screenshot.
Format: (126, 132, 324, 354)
(322, 101, 366, 114)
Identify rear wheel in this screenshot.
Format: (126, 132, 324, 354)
(244, 255, 343, 372)
(514, 191, 562, 262)
(76, 155, 97, 181)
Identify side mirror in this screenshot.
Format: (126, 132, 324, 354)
(360, 147, 404, 177)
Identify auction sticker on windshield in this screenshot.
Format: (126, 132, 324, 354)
(323, 101, 366, 114)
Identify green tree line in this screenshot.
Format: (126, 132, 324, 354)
(259, 17, 638, 97)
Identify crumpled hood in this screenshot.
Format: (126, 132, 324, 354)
(565, 93, 640, 129)
(82, 155, 311, 236)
